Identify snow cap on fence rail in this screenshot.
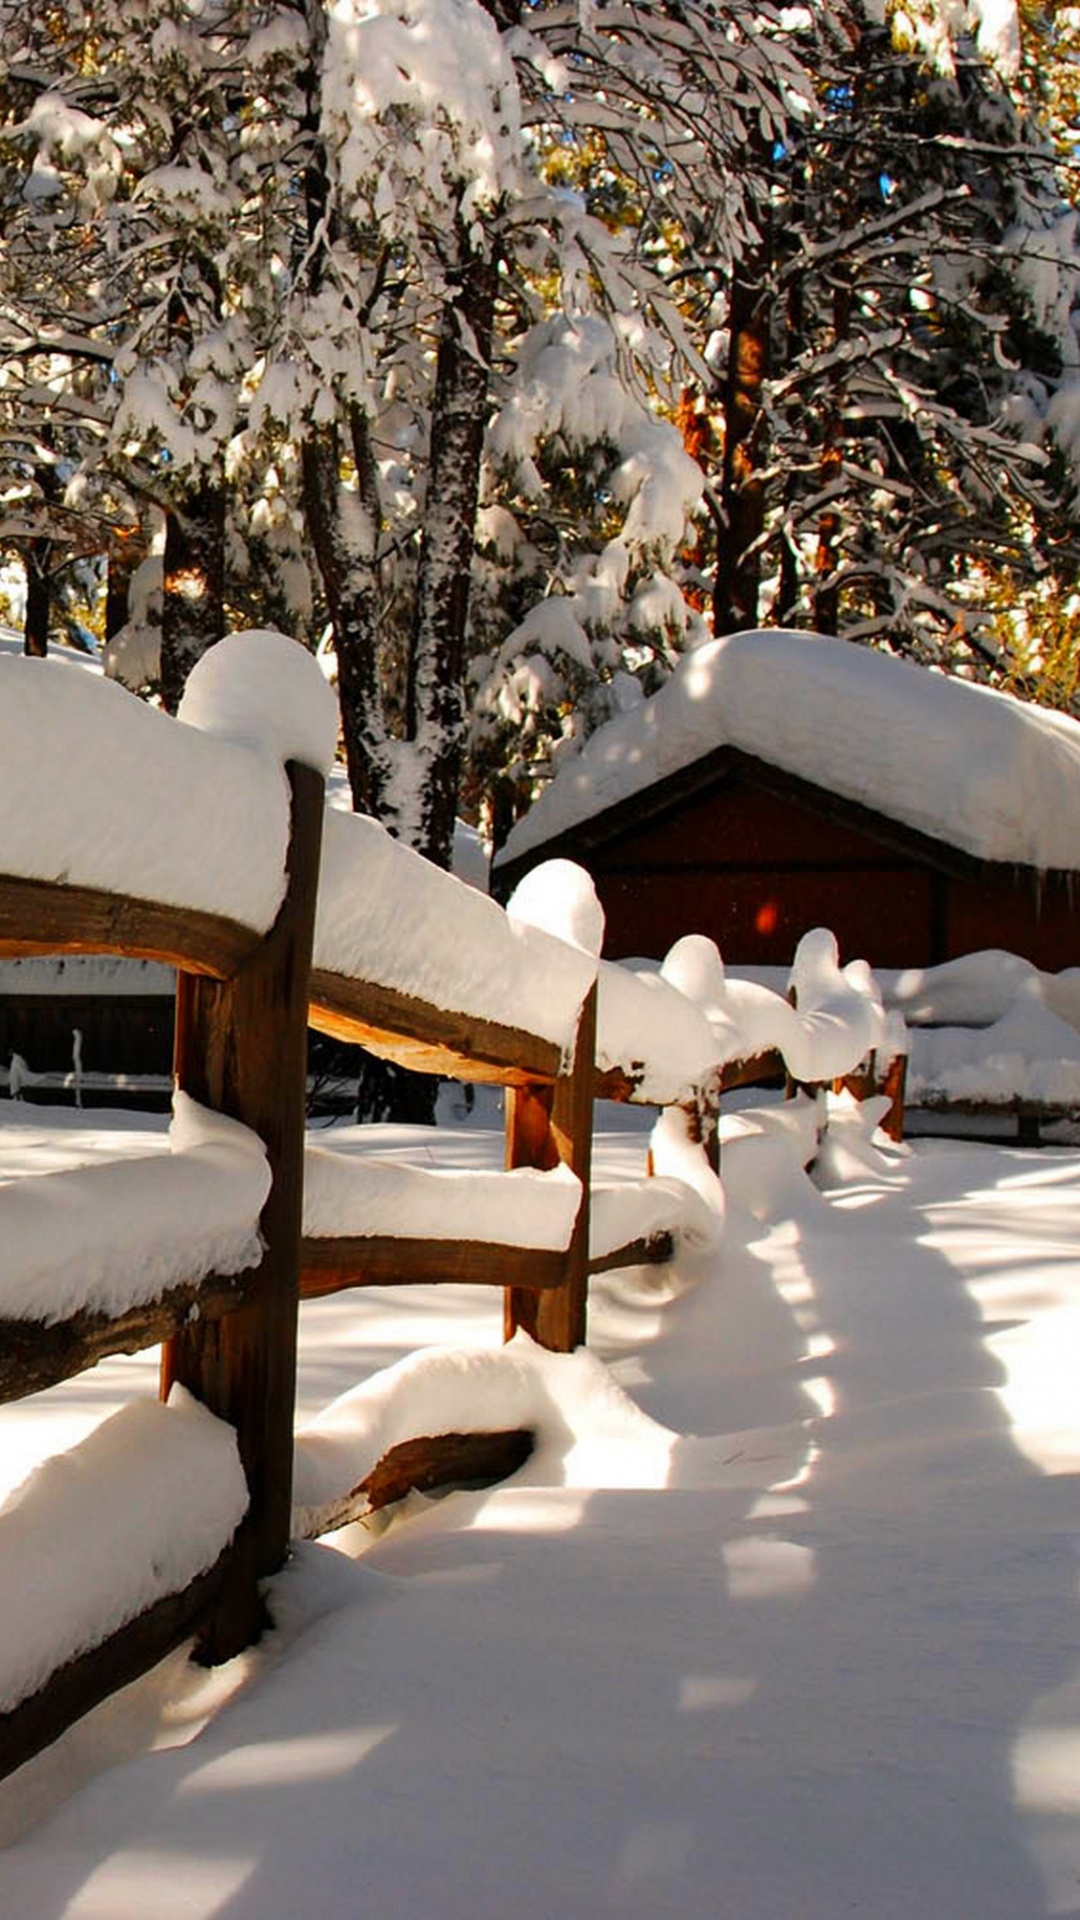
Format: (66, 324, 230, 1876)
(660, 935, 743, 1061)
(0, 1093, 268, 1325)
(292, 1336, 674, 1537)
(315, 816, 597, 1057)
(0, 649, 303, 931)
(595, 960, 720, 1105)
(0, 1389, 248, 1715)
(178, 628, 338, 775)
(303, 1140, 582, 1249)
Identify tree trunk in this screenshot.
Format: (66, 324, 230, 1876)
(160, 479, 226, 713)
(105, 518, 149, 641)
(404, 227, 499, 869)
(22, 539, 51, 656)
(301, 418, 390, 820)
(813, 275, 853, 636)
(713, 266, 769, 635)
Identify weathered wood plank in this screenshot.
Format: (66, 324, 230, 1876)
(0, 873, 258, 979)
(300, 1237, 569, 1296)
(163, 762, 324, 1662)
(0, 1550, 231, 1786)
(295, 1430, 536, 1538)
(309, 969, 562, 1086)
(0, 1270, 258, 1406)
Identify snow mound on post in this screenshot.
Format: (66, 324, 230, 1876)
(785, 929, 885, 1083)
(178, 628, 339, 775)
(0, 1388, 248, 1714)
(505, 859, 605, 956)
(498, 629, 1080, 872)
(0, 1093, 268, 1324)
(314, 811, 596, 1057)
(0, 654, 295, 930)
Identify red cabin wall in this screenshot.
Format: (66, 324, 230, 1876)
(572, 778, 1080, 970)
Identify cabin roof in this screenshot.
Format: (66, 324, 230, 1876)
(495, 630, 1080, 880)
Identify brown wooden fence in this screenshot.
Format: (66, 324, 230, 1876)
(0, 757, 642, 1779)
(0, 771, 898, 1782)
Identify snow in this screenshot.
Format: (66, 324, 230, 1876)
(0, 958, 173, 998)
(907, 984, 1080, 1106)
(314, 808, 596, 1057)
(176, 629, 339, 777)
(0, 1094, 267, 1324)
(0, 1388, 247, 1716)
(878, 947, 1080, 1030)
(596, 959, 721, 1103)
(0, 650, 295, 933)
(303, 1136, 581, 1248)
(505, 857, 606, 957)
(3, 1109, 1080, 1918)
(497, 628, 1080, 873)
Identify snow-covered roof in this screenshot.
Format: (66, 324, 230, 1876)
(496, 629, 1080, 873)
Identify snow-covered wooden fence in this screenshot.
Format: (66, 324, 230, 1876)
(0, 634, 897, 1781)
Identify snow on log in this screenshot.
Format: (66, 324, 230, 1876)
(313, 812, 596, 1063)
(292, 1335, 674, 1538)
(785, 930, 886, 1083)
(590, 1173, 722, 1264)
(0, 631, 336, 936)
(0, 1388, 248, 1715)
(594, 959, 721, 1104)
(0, 1094, 268, 1326)
(303, 1138, 581, 1248)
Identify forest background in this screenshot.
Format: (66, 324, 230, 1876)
(2, 0, 1080, 875)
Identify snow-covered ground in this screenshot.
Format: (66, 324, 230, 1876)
(1, 1101, 1079, 1917)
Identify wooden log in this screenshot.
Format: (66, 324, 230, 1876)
(0, 1549, 230, 1786)
(878, 1050, 907, 1143)
(294, 1430, 535, 1539)
(300, 1237, 568, 1296)
(505, 983, 596, 1353)
(594, 1063, 645, 1104)
(309, 969, 561, 1086)
(718, 1049, 785, 1093)
(298, 1226, 676, 1300)
(598, 1050, 783, 1107)
(0, 873, 258, 979)
(588, 1232, 674, 1276)
(0, 1269, 258, 1406)
(832, 1053, 877, 1104)
(162, 762, 324, 1662)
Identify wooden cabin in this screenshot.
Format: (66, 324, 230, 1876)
(492, 632, 1080, 971)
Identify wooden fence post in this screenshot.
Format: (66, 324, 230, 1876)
(504, 982, 597, 1354)
(878, 1050, 907, 1143)
(161, 762, 324, 1661)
